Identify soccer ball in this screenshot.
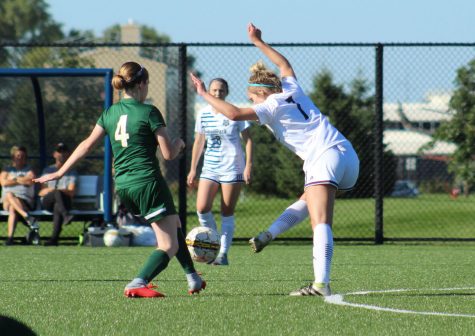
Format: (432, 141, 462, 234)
(186, 226, 220, 263)
(103, 228, 125, 247)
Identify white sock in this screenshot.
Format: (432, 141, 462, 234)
(197, 211, 217, 231)
(267, 200, 308, 239)
(125, 277, 146, 289)
(312, 224, 333, 284)
(219, 215, 235, 254)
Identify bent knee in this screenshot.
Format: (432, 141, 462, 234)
(158, 244, 178, 257)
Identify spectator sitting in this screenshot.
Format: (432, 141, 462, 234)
(38, 143, 77, 246)
(1, 145, 37, 245)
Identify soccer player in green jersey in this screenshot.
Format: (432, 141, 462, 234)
(35, 61, 205, 298)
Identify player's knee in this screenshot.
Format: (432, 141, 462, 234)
(159, 242, 178, 257)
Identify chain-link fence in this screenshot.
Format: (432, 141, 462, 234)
(1, 42, 474, 242)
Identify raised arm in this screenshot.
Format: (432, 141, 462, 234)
(189, 73, 258, 121)
(34, 125, 105, 184)
(247, 23, 296, 79)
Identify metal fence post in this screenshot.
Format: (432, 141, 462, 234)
(178, 44, 188, 232)
(375, 43, 384, 244)
(103, 69, 114, 224)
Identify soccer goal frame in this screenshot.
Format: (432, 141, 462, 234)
(0, 68, 114, 223)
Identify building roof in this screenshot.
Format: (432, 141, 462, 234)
(384, 92, 453, 123)
(383, 129, 456, 156)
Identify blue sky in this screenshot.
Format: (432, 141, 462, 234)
(46, 0, 474, 43)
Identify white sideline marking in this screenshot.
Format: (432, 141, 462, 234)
(325, 287, 475, 318)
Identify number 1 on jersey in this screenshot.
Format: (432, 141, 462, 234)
(285, 96, 309, 120)
(115, 115, 130, 147)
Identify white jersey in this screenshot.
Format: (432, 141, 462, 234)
(253, 76, 348, 161)
(195, 105, 251, 174)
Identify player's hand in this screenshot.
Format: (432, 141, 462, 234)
(33, 172, 60, 184)
(247, 23, 263, 45)
(187, 171, 196, 187)
(174, 138, 186, 155)
(244, 166, 252, 185)
(189, 72, 207, 96)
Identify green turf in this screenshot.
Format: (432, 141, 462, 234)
(0, 243, 473, 335)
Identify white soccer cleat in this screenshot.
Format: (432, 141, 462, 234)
(289, 283, 331, 297)
(249, 231, 272, 253)
(212, 253, 229, 266)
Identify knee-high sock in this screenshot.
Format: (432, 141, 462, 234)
(219, 215, 235, 254)
(267, 200, 308, 239)
(175, 228, 196, 274)
(197, 211, 217, 231)
(137, 249, 170, 283)
(312, 224, 333, 284)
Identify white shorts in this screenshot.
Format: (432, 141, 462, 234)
(304, 142, 359, 191)
(200, 170, 244, 184)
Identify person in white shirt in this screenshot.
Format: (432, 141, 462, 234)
(190, 23, 359, 296)
(187, 78, 253, 266)
(1, 145, 37, 245)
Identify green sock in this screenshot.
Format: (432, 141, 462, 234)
(137, 249, 170, 282)
(175, 228, 196, 274)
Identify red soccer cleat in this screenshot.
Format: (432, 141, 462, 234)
(188, 279, 207, 295)
(124, 286, 165, 298)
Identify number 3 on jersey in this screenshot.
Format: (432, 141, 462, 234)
(115, 115, 130, 147)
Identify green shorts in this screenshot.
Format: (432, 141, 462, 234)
(116, 179, 177, 224)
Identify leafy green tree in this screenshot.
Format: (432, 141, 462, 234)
(429, 59, 475, 194)
(247, 124, 305, 198)
(0, 0, 63, 66)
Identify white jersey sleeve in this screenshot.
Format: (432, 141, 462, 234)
(252, 76, 348, 161)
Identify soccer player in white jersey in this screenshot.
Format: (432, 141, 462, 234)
(190, 23, 359, 296)
(187, 78, 253, 266)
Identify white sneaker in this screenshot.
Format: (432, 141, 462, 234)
(212, 253, 229, 265)
(249, 231, 272, 253)
(289, 283, 331, 297)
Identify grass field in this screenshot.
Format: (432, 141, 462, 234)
(0, 243, 474, 335)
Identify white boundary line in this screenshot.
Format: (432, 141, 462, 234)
(324, 287, 475, 318)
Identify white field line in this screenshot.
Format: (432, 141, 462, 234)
(325, 287, 475, 318)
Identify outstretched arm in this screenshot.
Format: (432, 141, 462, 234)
(247, 23, 296, 79)
(189, 72, 258, 121)
(34, 125, 105, 184)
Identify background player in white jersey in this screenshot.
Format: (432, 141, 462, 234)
(190, 23, 359, 296)
(187, 78, 253, 266)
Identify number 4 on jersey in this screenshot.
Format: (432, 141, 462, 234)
(115, 115, 130, 147)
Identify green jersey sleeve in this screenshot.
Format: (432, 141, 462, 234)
(97, 109, 106, 129)
(149, 106, 166, 133)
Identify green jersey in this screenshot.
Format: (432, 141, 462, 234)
(97, 98, 165, 189)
